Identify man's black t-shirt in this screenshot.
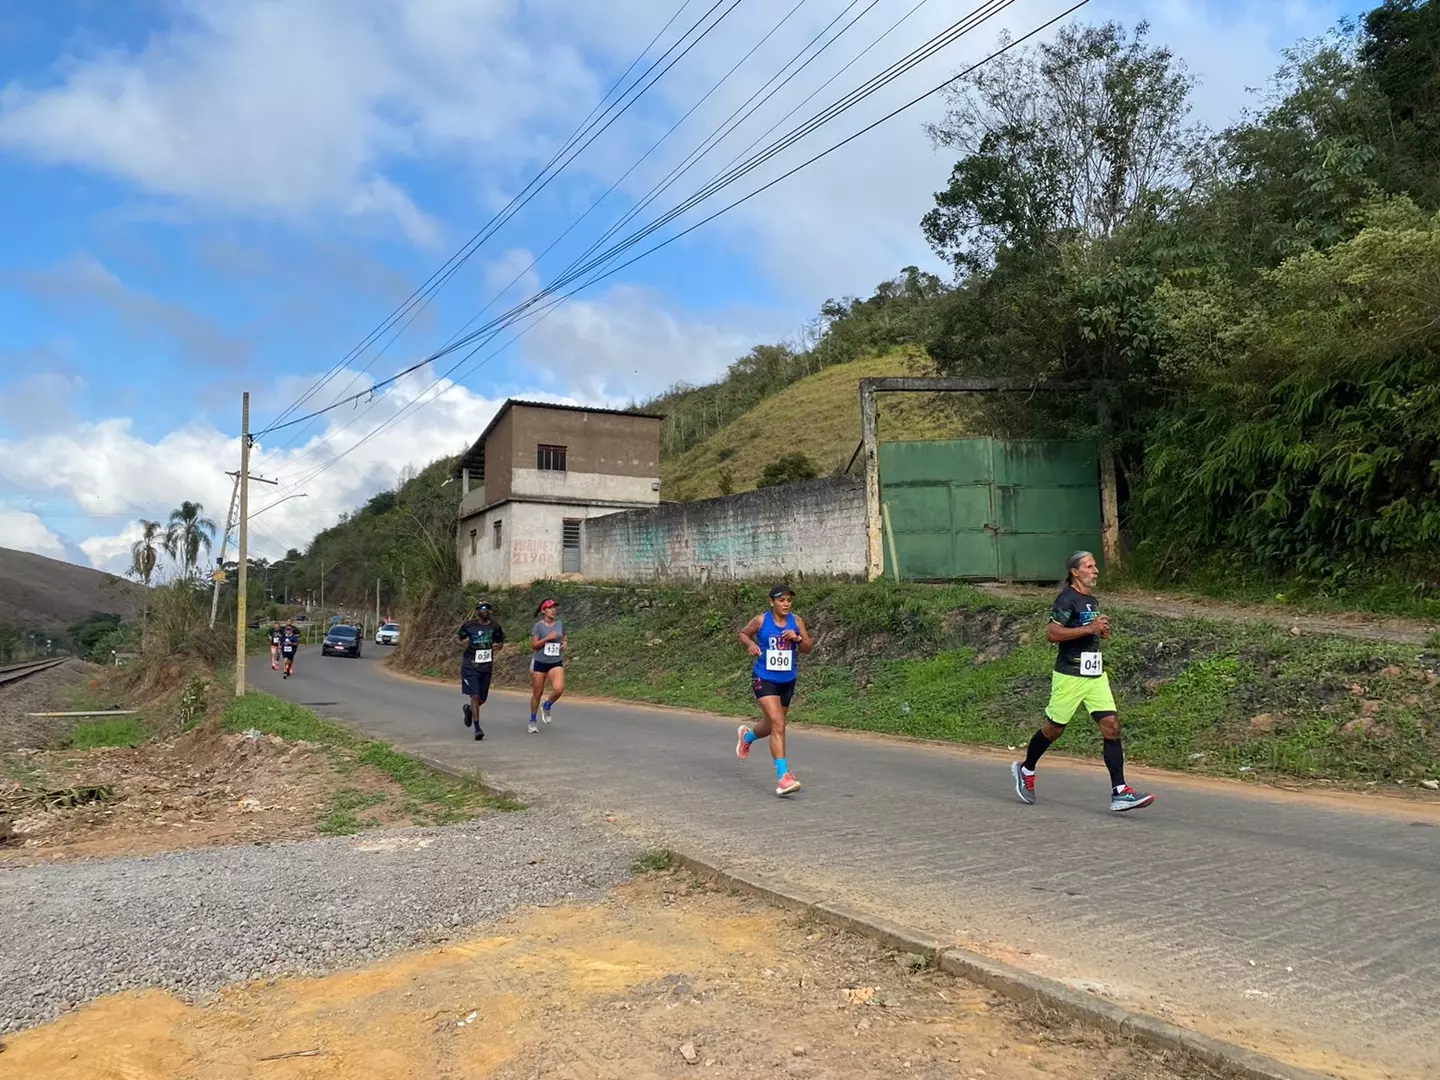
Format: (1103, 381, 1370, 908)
(1050, 586, 1102, 677)
(458, 620, 506, 670)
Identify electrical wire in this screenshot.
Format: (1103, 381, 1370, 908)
(254, 0, 1024, 442)
(260, 0, 819, 482)
(255, 0, 1083, 506)
(259, 0, 738, 446)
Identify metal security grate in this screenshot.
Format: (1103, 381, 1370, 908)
(562, 519, 581, 573)
(537, 444, 567, 471)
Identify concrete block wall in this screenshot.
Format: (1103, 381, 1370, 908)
(581, 476, 866, 582)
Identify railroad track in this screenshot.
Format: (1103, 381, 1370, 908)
(0, 657, 70, 687)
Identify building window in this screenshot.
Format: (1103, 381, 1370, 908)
(469, 529, 477, 556)
(537, 444, 567, 472)
(492, 519, 503, 549)
(562, 518, 581, 574)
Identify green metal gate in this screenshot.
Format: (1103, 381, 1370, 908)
(880, 438, 1102, 582)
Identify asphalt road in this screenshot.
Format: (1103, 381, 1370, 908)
(255, 646, 1440, 1079)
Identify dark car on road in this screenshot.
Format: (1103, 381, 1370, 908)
(321, 624, 362, 659)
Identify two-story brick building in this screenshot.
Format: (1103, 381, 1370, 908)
(454, 399, 663, 586)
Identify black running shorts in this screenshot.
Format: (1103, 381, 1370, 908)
(752, 676, 795, 708)
(461, 666, 492, 702)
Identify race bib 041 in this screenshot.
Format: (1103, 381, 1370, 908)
(1079, 651, 1103, 676)
(473, 648, 492, 665)
(542, 642, 561, 658)
(765, 648, 794, 673)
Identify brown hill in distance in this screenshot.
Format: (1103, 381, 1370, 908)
(0, 547, 145, 630)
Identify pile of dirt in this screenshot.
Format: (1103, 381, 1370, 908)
(0, 724, 410, 864)
(1, 869, 1224, 1080)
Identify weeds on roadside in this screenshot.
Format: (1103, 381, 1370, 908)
(634, 849, 674, 873)
(67, 717, 148, 749)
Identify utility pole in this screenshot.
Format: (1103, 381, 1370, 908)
(376, 577, 381, 630)
(320, 560, 325, 612)
(234, 392, 251, 698)
(210, 469, 277, 628)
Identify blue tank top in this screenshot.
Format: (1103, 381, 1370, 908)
(752, 611, 799, 683)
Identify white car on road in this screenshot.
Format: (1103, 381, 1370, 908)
(375, 622, 400, 646)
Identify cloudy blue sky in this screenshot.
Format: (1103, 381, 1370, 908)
(0, 0, 1360, 573)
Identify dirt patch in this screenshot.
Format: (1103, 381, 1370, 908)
(1, 869, 1221, 1080)
(0, 725, 412, 864)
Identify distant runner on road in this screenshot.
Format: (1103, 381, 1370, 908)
(529, 599, 566, 734)
(1012, 551, 1154, 812)
(457, 599, 505, 742)
(736, 584, 810, 797)
(280, 620, 299, 679)
(269, 625, 281, 671)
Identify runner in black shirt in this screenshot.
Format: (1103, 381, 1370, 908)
(456, 599, 505, 741)
(1010, 551, 1154, 812)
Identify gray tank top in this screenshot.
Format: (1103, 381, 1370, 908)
(532, 619, 564, 662)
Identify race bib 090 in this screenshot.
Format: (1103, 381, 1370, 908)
(1079, 651, 1103, 676)
(543, 642, 561, 658)
(473, 648, 492, 664)
(765, 648, 794, 673)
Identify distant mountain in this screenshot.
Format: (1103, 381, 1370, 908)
(0, 547, 145, 630)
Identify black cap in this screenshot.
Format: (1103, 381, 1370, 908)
(474, 599, 491, 611)
(768, 583, 794, 600)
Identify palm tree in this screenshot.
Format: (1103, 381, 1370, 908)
(164, 501, 218, 578)
(128, 520, 163, 585)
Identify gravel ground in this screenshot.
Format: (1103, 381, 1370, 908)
(0, 808, 638, 1034)
(0, 660, 98, 752)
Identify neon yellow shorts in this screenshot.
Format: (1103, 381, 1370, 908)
(1045, 671, 1116, 725)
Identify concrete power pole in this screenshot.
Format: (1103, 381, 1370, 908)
(234, 392, 251, 698)
(320, 560, 325, 613)
(376, 577, 381, 630)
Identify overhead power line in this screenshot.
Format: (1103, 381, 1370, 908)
(254, 0, 1035, 443)
(258, 0, 739, 447)
(250, 0, 1089, 514)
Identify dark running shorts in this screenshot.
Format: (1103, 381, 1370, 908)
(531, 658, 564, 675)
(461, 666, 492, 701)
(753, 677, 795, 708)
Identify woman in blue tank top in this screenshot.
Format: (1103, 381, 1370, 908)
(735, 583, 812, 797)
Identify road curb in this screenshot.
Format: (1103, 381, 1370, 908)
(672, 849, 1333, 1080)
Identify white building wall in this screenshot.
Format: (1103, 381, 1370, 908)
(460, 500, 635, 586)
(580, 477, 866, 583)
(458, 507, 511, 586)
(509, 468, 658, 505)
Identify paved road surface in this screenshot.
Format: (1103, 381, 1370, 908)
(256, 648, 1440, 1079)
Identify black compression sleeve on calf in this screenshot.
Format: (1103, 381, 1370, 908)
(1022, 729, 1053, 771)
(1103, 738, 1126, 789)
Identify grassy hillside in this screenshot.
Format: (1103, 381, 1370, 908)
(395, 579, 1440, 788)
(0, 547, 143, 630)
(661, 349, 971, 500)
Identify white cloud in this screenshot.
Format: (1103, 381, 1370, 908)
(0, 367, 515, 565)
(0, 501, 66, 559)
(521, 284, 767, 402)
(0, 368, 85, 435)
(0, 0, 1346, 288)
(20, 254, 250, 368)
(0, 0, 597, 242)
(78, 521, 146, 576)
(347, 177, 444, 248)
